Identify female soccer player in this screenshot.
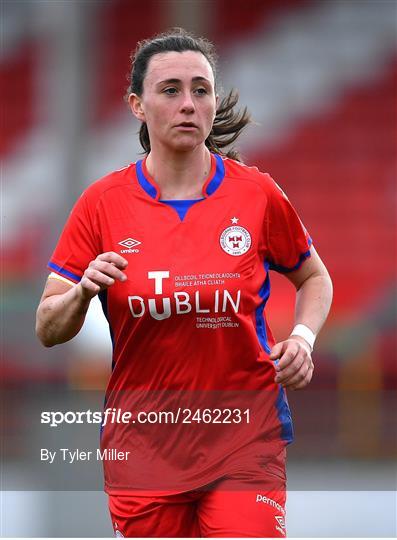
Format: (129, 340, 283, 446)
(36, 28, 332, 538)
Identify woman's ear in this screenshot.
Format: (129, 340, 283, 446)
(128, 93, 145, 122)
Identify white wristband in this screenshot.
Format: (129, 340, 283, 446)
(290, 324, 316, 351)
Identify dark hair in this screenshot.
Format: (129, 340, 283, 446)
(125, 28, 251, 162)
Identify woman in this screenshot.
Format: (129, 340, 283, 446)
(36, 28, 332, 538)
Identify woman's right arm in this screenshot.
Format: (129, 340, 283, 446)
(36, 252, 128, 347)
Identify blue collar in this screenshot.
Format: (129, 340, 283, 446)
(135, 153, 225, 200)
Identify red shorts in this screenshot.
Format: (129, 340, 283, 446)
(108, 474, 286, 537)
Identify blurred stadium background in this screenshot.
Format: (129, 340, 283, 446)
(1, 0, 396, 536)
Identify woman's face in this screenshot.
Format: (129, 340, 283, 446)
(130, 50, 217, 153)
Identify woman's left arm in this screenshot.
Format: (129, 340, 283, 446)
(269, 245, 333, 390)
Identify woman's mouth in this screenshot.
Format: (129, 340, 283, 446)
(176, 122, 198, 130)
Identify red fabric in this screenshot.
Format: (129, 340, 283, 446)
(109, 450, 286, 538)
(48, 155, 310, 493)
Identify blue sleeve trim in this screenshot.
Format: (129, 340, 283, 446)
(48, 261, 81, 282)
(269, 238, 312, 273)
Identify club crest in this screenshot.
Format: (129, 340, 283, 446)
(220, 225, 251, 256)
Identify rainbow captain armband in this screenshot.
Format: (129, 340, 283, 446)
(290, 324, 316, 351)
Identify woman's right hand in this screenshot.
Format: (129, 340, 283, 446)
(36, 252, 128, 347)
(77, 252, 128, 300)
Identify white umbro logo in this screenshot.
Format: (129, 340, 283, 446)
(118, 237, 141, 253)
(275, 515, 286, 536)
(119, 238, 141, 249)
(114, 521, 124, 537)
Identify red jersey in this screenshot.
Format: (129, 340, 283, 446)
(48, 153, 312, 494)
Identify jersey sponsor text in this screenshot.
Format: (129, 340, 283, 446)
(128, 270, 241, 320)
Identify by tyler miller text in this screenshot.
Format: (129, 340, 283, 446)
(41, 448, 131, 464)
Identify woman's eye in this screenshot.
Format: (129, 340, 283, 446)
(164, 87, 178, 95)
(194, 88, 208, 95)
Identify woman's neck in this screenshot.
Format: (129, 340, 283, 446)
(145, 146, 211, 200)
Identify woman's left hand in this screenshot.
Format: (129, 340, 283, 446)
(269, 336, 314, 390)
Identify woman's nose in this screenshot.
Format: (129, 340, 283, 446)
(180, 91, 195, 113)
